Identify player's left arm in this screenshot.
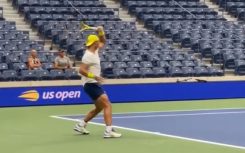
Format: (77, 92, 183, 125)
(97, 26, 106, 49)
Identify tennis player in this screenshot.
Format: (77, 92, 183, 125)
(74, 26, 122, 138)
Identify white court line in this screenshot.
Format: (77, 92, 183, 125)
(50, 115, 245, 150)
(52, 107, 245, 117)
(92, 110, 245, 119)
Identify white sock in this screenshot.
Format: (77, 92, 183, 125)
(78, 120, 87, 127)
(106, 126, 112, 132)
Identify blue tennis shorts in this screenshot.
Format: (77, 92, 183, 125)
(83, 83, 105, 101)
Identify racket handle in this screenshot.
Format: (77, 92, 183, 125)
(90, 27, 98, 30)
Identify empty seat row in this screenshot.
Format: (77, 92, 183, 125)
(134, 7, 217, 18)
(103, 66, 223, 78)
(14, 0, 105, 11)
(99, 53, 196, 62)
(143, 14, 225, 27)
(0, 31, 29, 40)
(23, 7, 115, 15)
(39, 21, 136, 38)
(212, 0, 245, 20)
(100, 60, 207, 69)
(0, 69, 80, 81)
(235, 59, 245, 75)
(27, 14, 120, 26)
(123, 1, 205, 13)
(0, 42, 44, 51)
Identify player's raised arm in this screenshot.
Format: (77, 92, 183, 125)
(97, 26, 106, 49)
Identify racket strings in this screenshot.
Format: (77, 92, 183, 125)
(65, 0, 96, 31)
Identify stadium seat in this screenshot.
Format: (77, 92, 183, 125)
(140, 68, 156, 78)
(0, 63, 8, 71)
(158, 61, 170, 68)
(182, 60, 196, 67)
(6, 55, 20, 63)
(235, 60, 245, 75)
(2, 70, 19, 81)
(21, 70, 38, 80)
(140, 61, 153, 68)
(35, 69, 51, 80)
(12, 63, 27, 71)
(42, 62, 54, 70)
(127, 62, 141, 68)
(118, 55, 131, 62)
(113, 68, 128, 78)
(195, 66, 210, 76)
(172, 54, 185, 61)
(169, 61, 183, 67)
(151, 67, 166, 77)
(105, 55, 118, 62)
(160, 54, 173, 61)
(207, 67, 224, 76)
(64, 69, 81, 80)
(146, 54, 160, 61)
(169, 67, 184, 77)
(126, 68, 141, 78)
(114, 62, 127, 69)
(50, 70, 66, 80)
(182, 67, 196, 76)
(224, 53, 236, 69)
(101, 62, 113, 71)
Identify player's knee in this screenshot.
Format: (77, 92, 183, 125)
(95, 94, 110, 108)
(101, 99, 111, 108)
(99, 95, 111, 108)
(103, 101, 111, 108)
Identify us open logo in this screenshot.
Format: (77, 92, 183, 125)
(42, 91, 81, 101)
(19, 90, 81, 102)
(18, 90, 39, 102)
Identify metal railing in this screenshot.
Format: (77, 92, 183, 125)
(0, 7, 3, 19)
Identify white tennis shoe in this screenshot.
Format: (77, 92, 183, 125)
(74, 124, 90, 135)
(104, 128, 122, 138)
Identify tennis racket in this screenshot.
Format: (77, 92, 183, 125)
(66, 0, 97, 32)
(80, 21, 98, 32)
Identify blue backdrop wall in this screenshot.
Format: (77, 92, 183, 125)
(0, 81, 245, 107)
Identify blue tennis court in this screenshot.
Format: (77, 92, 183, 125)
(53, 108, 245, 150)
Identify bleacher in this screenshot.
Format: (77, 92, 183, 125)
(121, 0, 245, 75)
(9, 0, 225, 79)
(0, 11, 81, 81)
(211, 0, 245, 21)
(123, 0, 225, 28)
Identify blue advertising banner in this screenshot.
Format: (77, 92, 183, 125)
(104, 81, 245, 102)
(0, 86, 91, 107)
(1, 81, 245, 107)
